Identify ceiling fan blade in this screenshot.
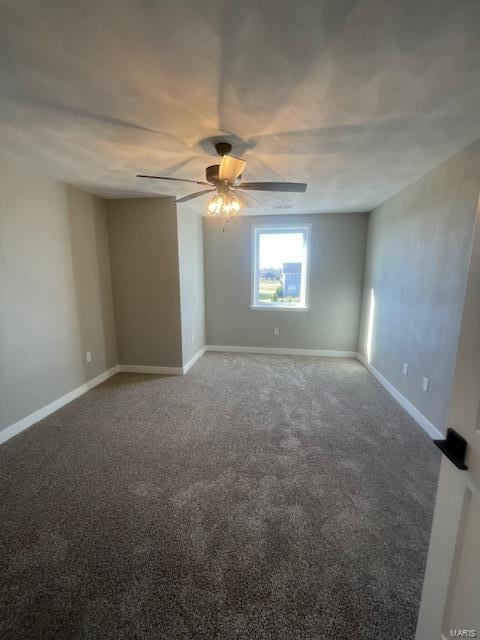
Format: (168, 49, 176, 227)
(176, 189, 215, 203)
(218, 155, 247, 182)
(232, 188, 260, 206)
(240, 182, 307, 193)
(137, 174, 210, 186)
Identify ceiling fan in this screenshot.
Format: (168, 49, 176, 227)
(137, 142, 307, 216)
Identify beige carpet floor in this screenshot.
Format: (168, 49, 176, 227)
(0, 353, 441, 639)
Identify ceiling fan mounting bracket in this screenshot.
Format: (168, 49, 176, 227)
(214, 142, 232, 157)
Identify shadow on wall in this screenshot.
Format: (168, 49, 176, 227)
(64, 186, 117, 381)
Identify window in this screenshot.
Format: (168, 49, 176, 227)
(251, 225, 310, 309)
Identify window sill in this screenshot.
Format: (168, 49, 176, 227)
(250, 305, 309, 312)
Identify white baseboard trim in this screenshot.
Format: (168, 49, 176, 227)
(205, 345, 358, 358)
(0, 365, 121, 446)
(357, 353, 443, 440)
(182, 346, 207, 374)
(118, 347, 208, 377)
(119, 364, 184, 375)
(1, 349, 442, 447)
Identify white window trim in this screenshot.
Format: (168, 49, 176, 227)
(251, 224, 311, 311)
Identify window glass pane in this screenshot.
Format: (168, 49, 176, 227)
(253, 227, 309, 308)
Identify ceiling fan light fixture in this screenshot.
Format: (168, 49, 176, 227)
(207, 192, 242, 217)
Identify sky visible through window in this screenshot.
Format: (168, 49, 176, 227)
(259, 232, 304, 269)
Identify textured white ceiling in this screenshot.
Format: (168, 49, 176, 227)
(1, 0, 479, 214)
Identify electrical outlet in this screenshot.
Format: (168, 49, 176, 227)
(191, 333, 194, 344)
(422, 377, 430, 392)
(85, 352, 92, 363)
(402, 363, 409, 376)
(274, 328, 280, 336)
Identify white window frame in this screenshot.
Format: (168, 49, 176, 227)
(251, 224, 311, 311)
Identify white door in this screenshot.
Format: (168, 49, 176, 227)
(416, 197, 480, 640)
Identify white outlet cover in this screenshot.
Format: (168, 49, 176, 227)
(422, 377, 430, 392)
(274, 328, 280, 336)
(402, 363, 409, 376)
(86, 352, 92, 363)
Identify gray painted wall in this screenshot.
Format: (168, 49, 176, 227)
(107, 197, 183, 368)
(177, 208, 206, 365)
(358, 139, 480, 433)
(0, 156, 118, 433)
(204, 213, 368, 351)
